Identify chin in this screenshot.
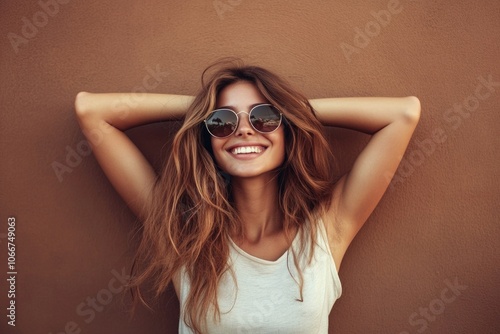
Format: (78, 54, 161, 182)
(224, 165, 281, 180)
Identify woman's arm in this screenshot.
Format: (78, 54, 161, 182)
(310, 96, 421, 268)
(75, 92, 194, 219)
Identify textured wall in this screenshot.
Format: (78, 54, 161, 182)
(1, 0, 499, 333)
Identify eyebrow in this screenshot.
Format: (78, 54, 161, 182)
(217, 102, 267, 111)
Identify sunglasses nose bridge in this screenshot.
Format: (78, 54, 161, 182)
(234, 111, 255, 135)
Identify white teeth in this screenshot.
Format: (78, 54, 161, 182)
(231, 146, 264, 154)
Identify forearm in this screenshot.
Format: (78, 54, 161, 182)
(75, 92, 194, 130)
(310, 96, 420, 134)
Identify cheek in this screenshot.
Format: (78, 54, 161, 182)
(210, 138, 225, 165)
(271, 130, 286, 163)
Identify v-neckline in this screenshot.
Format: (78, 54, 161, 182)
(229, 230, 300, 265)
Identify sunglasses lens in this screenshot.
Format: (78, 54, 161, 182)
(250, 105, 282, 133)
(205, 109, 237, 138)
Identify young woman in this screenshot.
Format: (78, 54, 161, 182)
(75, 61, 420, 333)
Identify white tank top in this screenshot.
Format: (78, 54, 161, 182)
(178, 221, 342, 333)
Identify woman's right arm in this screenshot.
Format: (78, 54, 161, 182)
(74, 92, 194, 220)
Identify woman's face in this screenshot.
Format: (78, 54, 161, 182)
(210, 81, 285, 179)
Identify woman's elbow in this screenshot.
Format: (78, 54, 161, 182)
(75, 92, 104, 131)
(74, 91, 94, 123)
(403, 96, 421, 124)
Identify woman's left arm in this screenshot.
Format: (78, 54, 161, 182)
(310, 97, 421, 267)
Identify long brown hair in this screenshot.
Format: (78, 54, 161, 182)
(130, 59, 338, 333)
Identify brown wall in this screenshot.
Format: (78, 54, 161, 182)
(1, 0, 499, 333)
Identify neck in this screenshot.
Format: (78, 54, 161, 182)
(231, 173, 282, 243)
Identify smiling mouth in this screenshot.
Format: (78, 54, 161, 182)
(230, 146, 265, 155)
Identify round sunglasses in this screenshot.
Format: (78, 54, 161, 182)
(204, 104, 283, 138)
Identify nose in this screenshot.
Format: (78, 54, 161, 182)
(234, 111, 255, 136)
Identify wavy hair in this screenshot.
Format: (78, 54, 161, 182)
(129, 59, 338, 333)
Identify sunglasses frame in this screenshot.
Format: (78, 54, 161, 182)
(204, 103, 283, 138)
